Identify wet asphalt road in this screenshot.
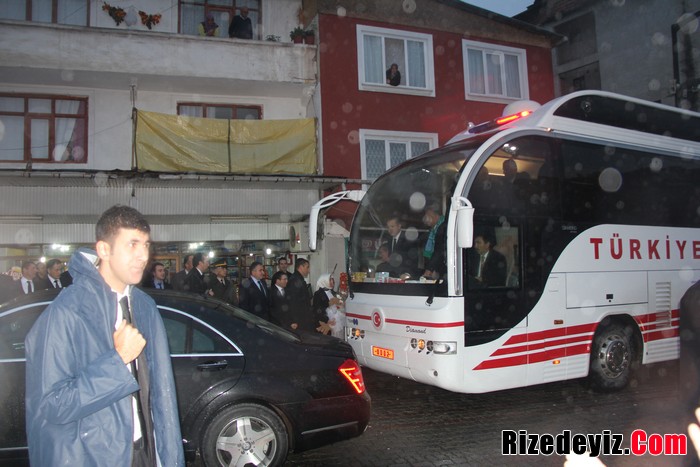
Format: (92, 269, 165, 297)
(285, 361, 692, 466)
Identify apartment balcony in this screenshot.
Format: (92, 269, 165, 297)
(0, 20, 316, 98)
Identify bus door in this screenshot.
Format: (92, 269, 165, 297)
(463, 134, 562, 383)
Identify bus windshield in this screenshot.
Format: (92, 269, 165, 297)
(348, 141, 482, 294)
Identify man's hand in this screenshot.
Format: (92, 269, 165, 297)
(316, 321, 332, 335)
(113, 319, 146, 364)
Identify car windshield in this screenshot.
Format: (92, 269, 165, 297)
(348, 140, 482, 295)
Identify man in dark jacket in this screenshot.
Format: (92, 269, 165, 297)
(184, 252, 212, 296)
(25, 205, 184, 467)
(210, 260, 237, 305)
(286, 258, 315, 331)
(238, 261, 269, 320)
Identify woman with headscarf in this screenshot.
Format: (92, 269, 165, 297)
(312, 274, 343, 336)
(198, 13, 219, 37)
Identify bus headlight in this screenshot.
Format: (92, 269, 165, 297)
(428, 341, 457, 355)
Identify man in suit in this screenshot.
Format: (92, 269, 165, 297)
(171, 254, 194, 291)
(286, 258, 315, 332)
(184, 253, 212, 296)
(35, 258, 65, 291)
(210, 260, 237, 305)
(143, 262, 171, 290)
(16, 260, 38, 297)
(469, 232, 507, 288)
(383, 216, 420, 278)
(239, 262, 269, 320)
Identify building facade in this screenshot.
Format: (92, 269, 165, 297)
(0, 0, 558, 286)
(517, 0, 700, 110)
(305, 0, 558, 227)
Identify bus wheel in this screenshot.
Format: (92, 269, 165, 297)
(589, 323, 633, 391)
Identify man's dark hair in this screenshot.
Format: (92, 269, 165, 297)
(295, 258, 309, 270)
(182, 254, 194, 268)
(192, 253, 206, 269)
(270, 270, 288, 285)
(151, 262, 164, 273)
(46, 259, 62, 270)
(95, 205, 150, 242)
(21, 261, 36, 272)
(475, 230, 497, 247)
(250, 261, 263, 273)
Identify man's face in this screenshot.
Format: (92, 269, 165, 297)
(278, 259, 288, 271)
(153, 264, 166, 281)
(240, 7, 249, 17)
(23, 263, 37, 280)
(199, 257, 210, 271)
(276, 274, 288, 288)
(47, 262, 62, 280)
(386, 219, 401, 237)
(474, 236, 489, 255)
(185, 255, 194, 271)
(36, 262, 47, 278)
(215, 266, 227, 278)
(251, 264, 265, 280)
(298, 263, 310, 278)
(97, 228, 150, 293)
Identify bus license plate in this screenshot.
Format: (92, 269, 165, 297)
(372, 346, 395, 360)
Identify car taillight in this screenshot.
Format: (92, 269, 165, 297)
(338, 359, 365, 394)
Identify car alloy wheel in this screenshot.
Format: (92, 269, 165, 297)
(201, 403, 289, 467)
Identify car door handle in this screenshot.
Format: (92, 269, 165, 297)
(196, 360, 229, 371)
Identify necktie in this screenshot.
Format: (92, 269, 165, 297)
(392, 237, 397, 253)
(157, 282, 162, 289)
(478, 254, 486, 279)
(119, 297, 155, 462)
(54, 279, 60, 288)
(27, 280, 33, 294)
(257, 280, 266, 296)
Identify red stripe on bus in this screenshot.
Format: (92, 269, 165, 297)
(474, 343, 591, 370)
(490, 334, 593, 357)
(345, 313, 463, 328)
(502, 323, 598, 346)
(643, 327, 679, 342)
(385, 318, 464, 328)
(346, 313, 370, 320)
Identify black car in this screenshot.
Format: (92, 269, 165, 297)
(0, 289, 370, 466)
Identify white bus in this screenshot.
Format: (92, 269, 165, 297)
(310, 91, 700, 393)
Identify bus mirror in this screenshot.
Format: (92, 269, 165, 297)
(454, 197, 474, 248)
(309, 190, 366, 250)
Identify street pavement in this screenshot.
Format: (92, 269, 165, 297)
(286, 361, 690, 466)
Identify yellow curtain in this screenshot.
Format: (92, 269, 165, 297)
(135, 110, 317, 174)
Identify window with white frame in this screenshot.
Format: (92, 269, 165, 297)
(360, 130, 438, 180)
(462, 39, 529, 103)
(357, 25, 435, 97)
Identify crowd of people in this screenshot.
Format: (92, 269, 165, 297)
(2, 253, 344, 340)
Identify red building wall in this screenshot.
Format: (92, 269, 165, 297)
(318, 13, 556, 180)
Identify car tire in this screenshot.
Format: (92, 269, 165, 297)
(588, 323, 634, 391)
(201, 403, 289, 467)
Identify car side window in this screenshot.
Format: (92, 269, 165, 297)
(161, 312, 187, 354)
(0, 305, 47, 359)
(160, 308, 237, 354)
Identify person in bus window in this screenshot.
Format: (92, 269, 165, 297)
(468, 232, 507, 288)
(383, 216, 420, 278)
(421, 206, 447, 279)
